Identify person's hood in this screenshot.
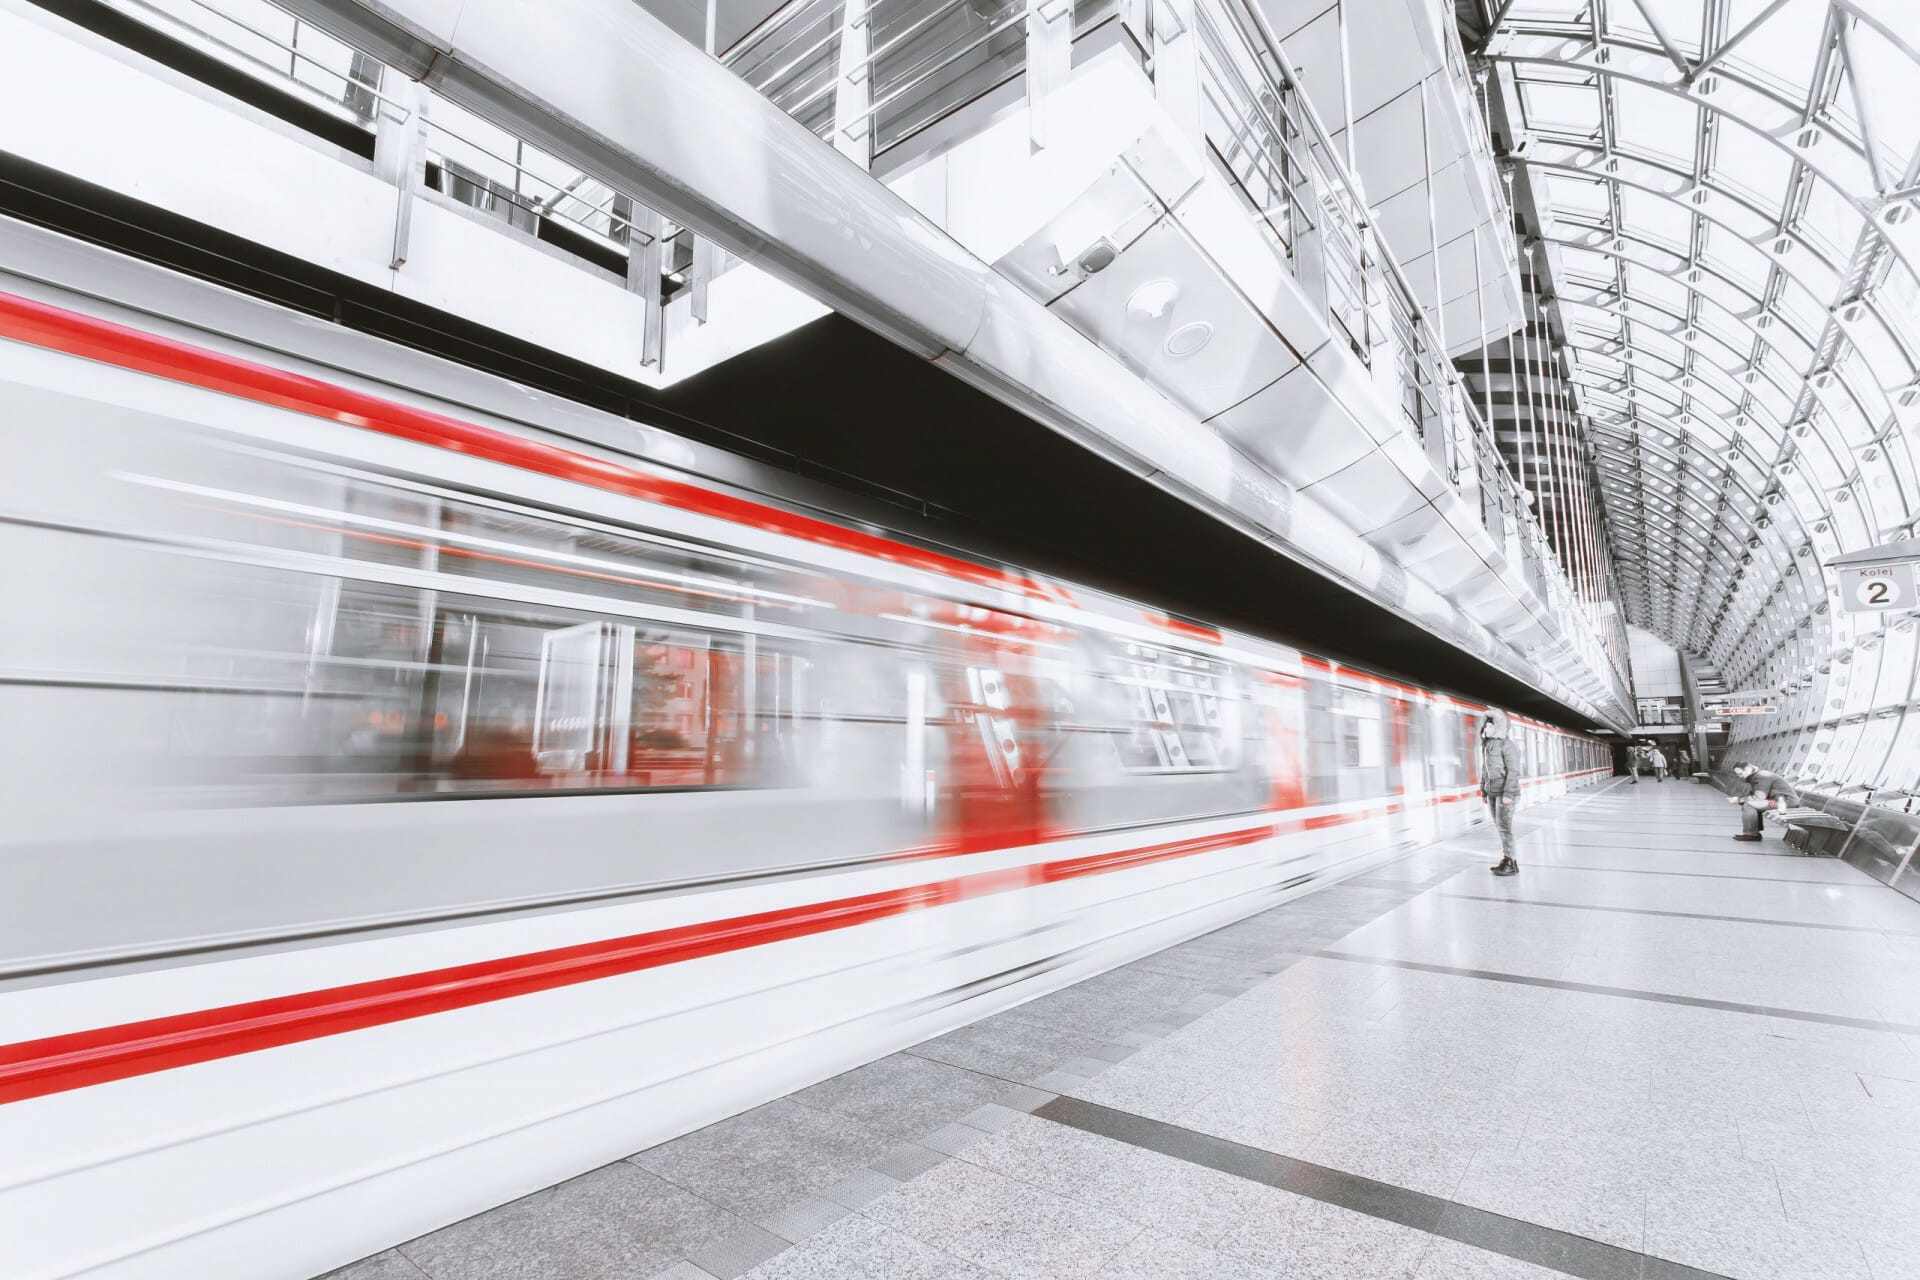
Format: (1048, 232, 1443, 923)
(1480, 709, 1510, 739)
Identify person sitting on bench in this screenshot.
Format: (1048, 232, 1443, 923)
(1728, 763, 1789, 842)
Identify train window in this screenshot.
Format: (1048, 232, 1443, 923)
(1106, 644, 1240, 773)
(1336, 688, 1382, 770)
(403, 601, 809, 793)
(1428, 705, 1466, 787)
(1302, 683, 1387, 800)
(1404, 700, 1431, 791)
(1304, 672, 1339, 801)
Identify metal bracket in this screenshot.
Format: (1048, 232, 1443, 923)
(373, 75, 429, 270)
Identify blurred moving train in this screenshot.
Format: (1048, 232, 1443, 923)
(0, 247, 1607, 1280)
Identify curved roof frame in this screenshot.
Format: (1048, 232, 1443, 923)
(1480, 0, 1920, 695)
(1528, 145, 1905, 459)
(1548, 250, 1836, 428)
(1522, 149, 1915, 441)
(1493, 18, 1920, 243)
(1558, 294, 1812, 437)
(1550, 260, 1894, 518)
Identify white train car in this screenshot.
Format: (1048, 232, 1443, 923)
(0, 248, 1608, 1280)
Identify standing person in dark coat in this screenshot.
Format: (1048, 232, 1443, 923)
(1480, 709, 1523, 876)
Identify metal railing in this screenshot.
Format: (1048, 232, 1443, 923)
(104, 0, 387, 119)
(100, 0, 718, 294)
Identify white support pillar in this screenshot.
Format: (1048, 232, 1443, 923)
(836, 0, 872, 169)
(1026, 0, 1072, 152)
(690, 235, 716, 325)
(628, 206, 665, 368)
(373, 75, 427, 270)
(1335, 0, 1356, 176)
(1153, 0, 1202, 151)
(1419, 77, 1446, 351)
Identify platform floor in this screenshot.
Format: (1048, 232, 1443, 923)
(331, 782, 1920, 1280)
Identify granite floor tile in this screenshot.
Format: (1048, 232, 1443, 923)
(754, 1195, 850, 1244)
(321, 1250, 431, 1280)
(737, 1215, 990, 1280)
(631, 1099, 895, 1220)
(865, 1157, 1142, 1280)
(788, 1055, 1005, 1145)
(1409, 1237, 1577, 1280)
(817, 1168, 904, 1211)
(859, 1159, 1029, 1238)
(1178, 1090, 1329, 1155)
(869, 1142, 947, 1181)
(934, 1183, 1144, 1280)
(1772, 1169, 1920, 1254)
(1643, 1209, 1874, 1280)
(644, 1264, 721, 1280)
(683, 1224, 788, 1280)
(1303, 1112, 1486, 1199)
(1453, 1139, 1648, 1254)
(1093, 1227, 1279, 1279)
(1058, 1063, 1217, 1122)
(908, 1017, 1095, 1084)
(1863, 1237, 1920, 1280)
(1217, 1194, 1429, 1280)
(1080, 1143, 1304, 1246)
(954, 1112, 1136, 1198)
(398, 1163, 741, 1280)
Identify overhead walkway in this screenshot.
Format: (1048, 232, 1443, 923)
(325, 782, 1920, 1280)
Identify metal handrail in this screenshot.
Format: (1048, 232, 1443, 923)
(725, 0, 839, 61)
(736, 4, 843, 97)
(862, 12, 1029, 121)
(423, 120, 672, 249)
(106, 0, 408, 122)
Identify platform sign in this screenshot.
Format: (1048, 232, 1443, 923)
(1829, 539, 1919, 615)
(1708, 705, 1776, 716)
(1838, 563, 1912, 613)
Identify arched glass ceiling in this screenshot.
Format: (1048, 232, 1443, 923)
(1475, 0, 1920, 711)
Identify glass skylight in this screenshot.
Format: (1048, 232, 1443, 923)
(1478, 0, 1919, 698)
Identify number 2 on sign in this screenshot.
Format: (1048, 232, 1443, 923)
(1857, 577, 1902, 608)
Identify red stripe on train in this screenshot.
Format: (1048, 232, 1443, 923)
(0, 823, 1277, 1106)
(0, 291, 1050, 602)
(0, 770, 1604, 1104)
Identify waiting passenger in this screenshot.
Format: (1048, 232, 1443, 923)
(1480, 710, 1522, 877)
(1729, 763, 1787, 842)
(1648, 746, 1668, 783)
(1627, 746, 1641, 784)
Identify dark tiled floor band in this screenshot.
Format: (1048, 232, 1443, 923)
(1034, 1096, 1729, 1280)
(1521, 862, 1879, 887)
(1531, 838, 1811, 859)
(1311, 950, 1920, 1035)
(1440, 891, 1919, 936)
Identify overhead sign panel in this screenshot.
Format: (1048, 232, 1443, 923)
(1837, 563, 1913, 613)
(1829, 539, 1919, 615)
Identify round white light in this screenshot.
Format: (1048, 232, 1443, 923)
(1165, 321, 1215, 357)
(1126, 279, 1181, 322)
